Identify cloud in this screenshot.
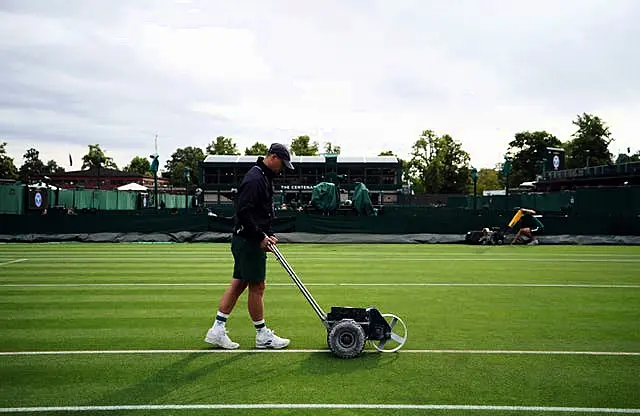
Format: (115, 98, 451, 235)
(0, 0, 639, 172)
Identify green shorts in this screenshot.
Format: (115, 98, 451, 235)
(231, 234, 267, 282)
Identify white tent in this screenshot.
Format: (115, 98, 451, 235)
(28, 181, 58, 190)
(117, 182, 148, 191)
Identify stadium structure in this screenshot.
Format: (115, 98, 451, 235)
(198, 154, 403, 207)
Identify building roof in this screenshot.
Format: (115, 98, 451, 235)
(202, 155, 399, 164)
(50, 168, 147, 178)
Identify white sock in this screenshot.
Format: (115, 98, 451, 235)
(214, 311, 230, 328)
(253, 319, 266, 332)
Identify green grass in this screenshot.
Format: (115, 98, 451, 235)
(0, 243, 639, 415)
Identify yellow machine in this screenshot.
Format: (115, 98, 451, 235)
(508, 209, 525, 228)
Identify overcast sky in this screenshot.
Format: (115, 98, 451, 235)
(1, 0, 639, 171)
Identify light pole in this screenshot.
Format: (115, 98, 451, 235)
(503, 156, 512, 194)
(150, 153, 159, 209)
(471, 167, 478, 212)
(184, 167, 191, 214)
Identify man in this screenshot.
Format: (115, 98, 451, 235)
(204, 143, 294, 349)
(510, 208, 544, 245)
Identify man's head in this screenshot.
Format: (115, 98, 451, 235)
(263, 143, 294, 173)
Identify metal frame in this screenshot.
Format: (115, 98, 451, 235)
(269, 244, 328, 327)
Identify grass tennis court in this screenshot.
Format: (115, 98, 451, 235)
(1, 243, 639, 415)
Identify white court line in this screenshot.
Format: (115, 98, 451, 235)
(0, 404, 639, 413)
(1, 349, 638, 356)
(0, 259, 27, 266)
(3, 251, 639, 257)
(1, 282, 638, 288)
(340, 283, 640, 288)
(5, 256, 640, 262)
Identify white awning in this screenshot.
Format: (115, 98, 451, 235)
(117, 182, 148, 191)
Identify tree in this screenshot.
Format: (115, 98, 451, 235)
(45, 160, 65, 175)
(124, 156, 151, 177)
(377, 151, 408, 184)
(290, 136, 319, 156)
(245, 142, 269, 156)
(476, 168, 502, 195)
(164, 146, 205, 187)
(18, 148, 46, 183)
(0, 142, 19, 180)
(324, 142, 341, 154)
(206, 136, 240, 155)
(615, 149, 640, 164)
(406, 130, 471, 194)
(82, 144, 117, 170)
(565, 113, 613, 168)
(506, 131, 562, 187)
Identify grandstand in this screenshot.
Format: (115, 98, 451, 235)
(199, 154, 403, 206)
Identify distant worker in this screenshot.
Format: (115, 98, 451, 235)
(509, 208, 544, 245)
(204, 143, 294, 350)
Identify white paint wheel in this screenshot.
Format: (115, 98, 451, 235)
(371, 313, 408, 353)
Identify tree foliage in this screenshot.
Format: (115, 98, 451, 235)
(324, 142, 341, 154)
(0, 142, 19, 180)
(82, 144, 117, 170)
(475, 168, 501, 195)
(506, 131, 562, 187)
(45, 160, 65, 175)
(406, 130, 471, 194)
(124, 156, 152, 177)
(290, 136, 319, 156)
(18, 148, 46, 183)
(244, 142, 269, 156)
(206, 136, 240, 155)
(565, 113, 613, 168)
(164, 146, 205, 187)
(615, 150, 640, 164)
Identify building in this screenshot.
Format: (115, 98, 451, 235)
(199, 154, 403, 206)
(535, 161, 640, 192)
(48, 167, 169, 190)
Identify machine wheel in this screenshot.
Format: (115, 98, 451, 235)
(327, 320, 366, 359)
(370, 313, 408, 353)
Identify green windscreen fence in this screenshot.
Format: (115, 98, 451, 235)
(54, 189, 184, 210)
(0, 185, 24, 214)
(158, 193, 184, 209)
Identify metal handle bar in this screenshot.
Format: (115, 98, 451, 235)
(268, 244, 327, 323)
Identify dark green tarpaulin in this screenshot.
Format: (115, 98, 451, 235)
(0, 209, 638, 236)
(352, 182, 374, 216)
(310, 182, 340, 214)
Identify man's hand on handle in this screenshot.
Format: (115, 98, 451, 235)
(261, 235, 278, 251)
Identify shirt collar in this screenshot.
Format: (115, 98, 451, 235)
(256, 157, 276, 179)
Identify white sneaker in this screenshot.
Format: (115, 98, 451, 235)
(205, 326, 239, 349)
(529, 239, 539, 245)
(256, 328, 290, 349)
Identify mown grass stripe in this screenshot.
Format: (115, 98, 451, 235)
(2, 283, 639, 288)
(0, 403, 639, 413)
(1, 349, 638, 356)
(5, 256, 640, 262)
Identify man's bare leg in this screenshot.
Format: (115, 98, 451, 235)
(511, 230, 523, 245)
(218, 279, 248, 314)
(205, 279, 248, 349)
(248, 281, 265, 321)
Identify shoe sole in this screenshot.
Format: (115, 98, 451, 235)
(204, 336, 240, 350)
(255, 341, 291, 349)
